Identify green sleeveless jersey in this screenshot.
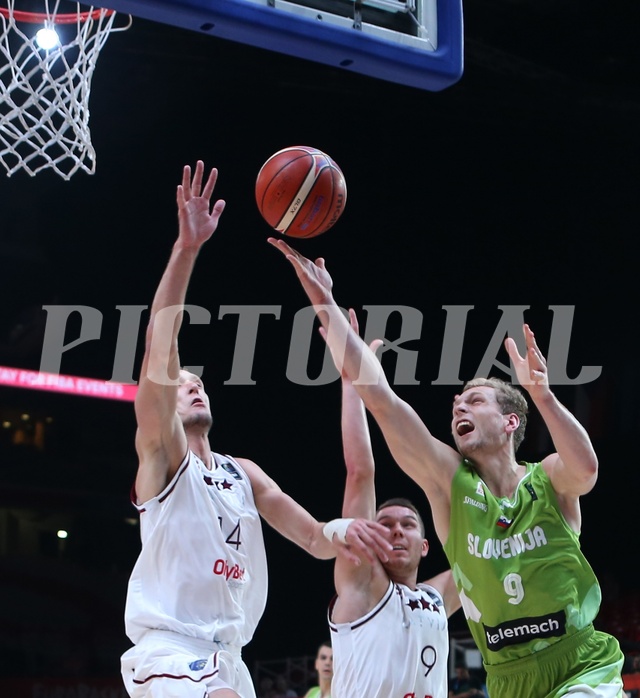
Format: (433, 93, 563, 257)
(306, 690, 321, 698)
(444, 460, 602, 667)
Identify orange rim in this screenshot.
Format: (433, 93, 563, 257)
(0, 6, 114, 23)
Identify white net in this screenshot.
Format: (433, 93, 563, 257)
(0, 1, 131, 179)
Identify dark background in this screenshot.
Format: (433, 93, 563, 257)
(0, 0, 639, 690)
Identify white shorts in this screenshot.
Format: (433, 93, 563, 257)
(121, 630, 256, 698)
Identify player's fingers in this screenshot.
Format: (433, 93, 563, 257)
(531, 369, 546, 384)
(181, 165, 191, 197)
(529, 334, 547, 365)
(341, 529, 372, 562)
(348, 308, 360, 334)
(370, 532, 393, 560)
(202, 167, 218, 201)
(528, 346, 545, 367)
(191, 160, 204, 196)
(369, 339, 384, 354)
(288, 254, 307, 277)
(271, 237, 299, 260)
(267, 237, 288, 258)
(346, 523, 376, 546)
(524, 326, 546, 362)
(212, 199, 226, 220)
(267, 237, 302, 270)
(354, 539, 381, 566)
(504, 336, 522, 362)
(358, 522, 392, 556)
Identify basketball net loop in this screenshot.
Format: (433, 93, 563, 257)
(0, 1, 132, 180)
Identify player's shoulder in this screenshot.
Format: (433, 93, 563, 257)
(214, 453, 253, 479)
(416, 581, 444, 599)
(222, 454, 258, 471)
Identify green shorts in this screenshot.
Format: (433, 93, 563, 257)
(485, 625, 624, 698)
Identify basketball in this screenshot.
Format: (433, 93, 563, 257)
(255, 146, 347, 238)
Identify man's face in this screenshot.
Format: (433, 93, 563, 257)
(177, 370, 212, 431)
(375, 505, 428, 573)
(315, 645, 333, 680)
(451, 386, 510, 457)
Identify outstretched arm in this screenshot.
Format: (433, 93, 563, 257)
(505, 324, 598, 528)
(326, 308, 391, 620)
(134, 162, 226, 503)
(338, 309, 377, 521)
(238, 456, 392, 565)
(268, 237, 460, 544)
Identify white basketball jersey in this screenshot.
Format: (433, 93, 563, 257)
(124, 451, 268, 647)
(329, 581, 449, 698)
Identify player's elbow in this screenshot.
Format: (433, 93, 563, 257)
(578, 448, 598, 482)
(583, 456, 598, 491)
(571, 455, 598, 495)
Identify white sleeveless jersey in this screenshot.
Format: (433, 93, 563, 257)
(328, 581, 449, 698)
(124, 451, 268, 648)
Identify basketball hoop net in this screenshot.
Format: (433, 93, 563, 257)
(0, 1, 131, 180)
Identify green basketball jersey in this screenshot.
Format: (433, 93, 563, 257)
(444, 460, 603, 667)
(305, 689, 330, 698)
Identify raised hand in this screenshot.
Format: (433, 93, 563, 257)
(504, 324, 550, 399)
(267, 236, 334, 307)
(336, 518, 392, 566)
(177, 160, 226, 248)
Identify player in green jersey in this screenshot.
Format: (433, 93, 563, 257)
(269, 237, 624, 698)
(302, 641, 333, 698)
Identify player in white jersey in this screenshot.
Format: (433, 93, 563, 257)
(120, 161, 393, 698)
(325, 312, 460, 698)
(329, 576, 450, 698)
(123, 451, 267, 648)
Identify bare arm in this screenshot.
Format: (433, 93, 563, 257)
(134, 162, 226, 503)
(338, 309, 377, 521)
(341, 373, 376, 519)
(335, 332, 461, 621)
(237, 457, 392, 565)
(268, 237, 460, 543)
(326, 309, 390, 621)
(505, 324, 597, 530)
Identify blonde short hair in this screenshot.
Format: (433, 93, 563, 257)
(462, 377, 528, 452)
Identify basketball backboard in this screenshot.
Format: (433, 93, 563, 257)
(95, 0, 463, 91)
